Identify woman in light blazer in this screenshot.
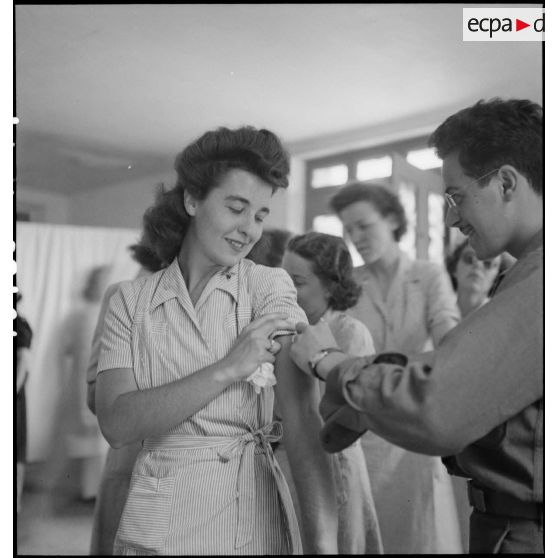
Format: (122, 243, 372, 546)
(329, 182, 463, 554)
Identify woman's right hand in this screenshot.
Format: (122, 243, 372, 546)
(222, 313, 294, 381)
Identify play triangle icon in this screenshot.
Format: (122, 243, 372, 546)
(516, 19, 530, 31)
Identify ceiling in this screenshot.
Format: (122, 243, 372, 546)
(15, 4, 543, 195)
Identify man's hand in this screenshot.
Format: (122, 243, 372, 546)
(289, 320, 340, 376)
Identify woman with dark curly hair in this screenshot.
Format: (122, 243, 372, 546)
(95, 126, 337, 555)
(328, 182, 463, 554)
(281, 231, 383, 553)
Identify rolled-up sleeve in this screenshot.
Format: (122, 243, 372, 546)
(249, 265, 308, 336)
(326, 256, 542, 456)
(97, 282, 136, 374)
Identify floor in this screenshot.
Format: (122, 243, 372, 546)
(17, 460, 96, 556)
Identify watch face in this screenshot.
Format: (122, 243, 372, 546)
(373, 352, 408, 366)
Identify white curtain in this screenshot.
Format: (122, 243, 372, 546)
(16, 222, 141, 462)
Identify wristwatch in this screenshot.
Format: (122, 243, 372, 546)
(308, 347, 344, 381)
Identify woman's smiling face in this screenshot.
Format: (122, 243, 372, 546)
(185, 168, 274, 268)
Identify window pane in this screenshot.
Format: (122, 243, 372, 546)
(406, 147, 442, 170)
(311, 164, 348, 188)
(428, 192, 445, 264)
(356, 156, 392, 181)
(312, 214, 363, 267)
(398, 181, 416, 260)
(312, 214, 343, 237)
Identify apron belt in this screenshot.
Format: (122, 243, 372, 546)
(142, 422, 301, 553)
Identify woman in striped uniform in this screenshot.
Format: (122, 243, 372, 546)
(95, 126, 338, 555)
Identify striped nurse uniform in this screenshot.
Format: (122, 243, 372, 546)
(97, 258, 307, 555)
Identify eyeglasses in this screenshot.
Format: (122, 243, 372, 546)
(460, 251, 499, 269)
(444, 168, 500, 210)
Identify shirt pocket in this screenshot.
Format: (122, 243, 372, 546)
(174, 452, 239, 530)
(151, 321, 168, 335)
(223, 306, 253, 334)
(115, 473, 176, 554)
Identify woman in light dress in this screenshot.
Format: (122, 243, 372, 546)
(329, 182, 464, 554)
(95, 126, 338, 555)
(280, 231, 384, 554)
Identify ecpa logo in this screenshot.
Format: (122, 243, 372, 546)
(463, 8, 544, 41)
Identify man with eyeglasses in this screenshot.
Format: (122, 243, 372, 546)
(289, 98, 542, 553)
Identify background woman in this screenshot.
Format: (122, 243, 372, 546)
(16, 293, 33, 516)
(446, 240, 504, 318)
(42, 266, 112, 509)
(281, 231, 383, 554)
(329, 182, 463, 554)
(443, 240, 506, 548)
(95, 126, 338, 555)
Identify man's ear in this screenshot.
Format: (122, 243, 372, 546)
(499, 165, 520, 201)
(183, 192, 197, 216)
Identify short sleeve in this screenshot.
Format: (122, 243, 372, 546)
(86, 282, 121, 383)
(248, 265, 308, 337)
(329, 313, 376, 357)
(97, 281, 136, 374)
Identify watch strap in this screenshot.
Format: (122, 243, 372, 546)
(309, 347, 344, 380)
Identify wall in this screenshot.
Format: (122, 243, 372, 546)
(18, 107, 462, 233)
(16, 187, 70, 224)
(68, 170, 294, 232)
(283, 103, 476, 234)
(68, 171, 175, 229)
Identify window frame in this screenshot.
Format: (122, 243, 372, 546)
(304, 135, 447, 262)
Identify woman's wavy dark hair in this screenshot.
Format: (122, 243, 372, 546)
(329, 182, 408, 241)
(140, 126, 290, 265)
(287, 232, 362, 311)
(128, 243, 165, 273)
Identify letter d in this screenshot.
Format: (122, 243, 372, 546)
(534, 14, 544, 32)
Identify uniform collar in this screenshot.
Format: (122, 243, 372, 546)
(150, 258, 240, 311)
(518, 228, 543, 259)
(150, 259, 188, 311)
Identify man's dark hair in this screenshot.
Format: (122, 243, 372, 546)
(429, 98, 542, 195)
